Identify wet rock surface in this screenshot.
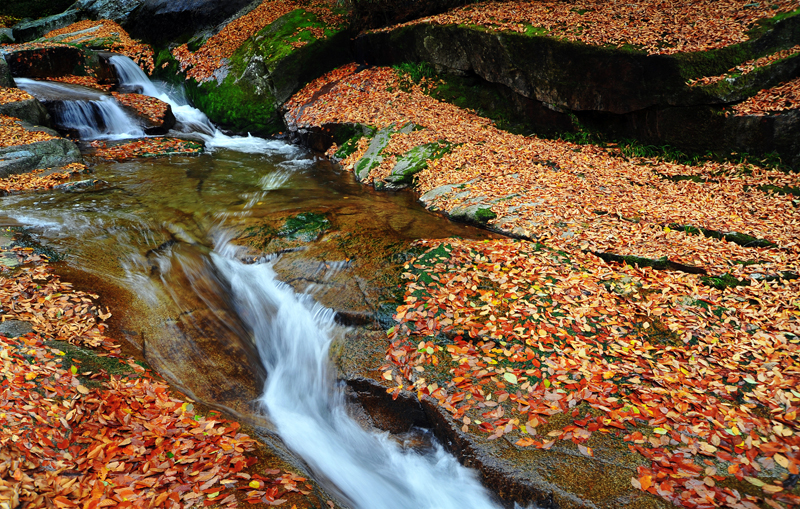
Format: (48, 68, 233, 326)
(0, 319, 35, 337)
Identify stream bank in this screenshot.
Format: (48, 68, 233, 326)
(2, 2, 800, 508)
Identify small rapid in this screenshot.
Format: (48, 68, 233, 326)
(109, 55, 279, 154)
(9, 56, 521, 508)
(16, 78, 143, 139)
(212, 243, 503, 509)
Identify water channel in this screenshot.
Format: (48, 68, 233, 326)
(3, 58, 519, 508)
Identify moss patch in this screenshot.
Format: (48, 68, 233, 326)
(279, 212, 331, 242)
(186, 77, 280, 136)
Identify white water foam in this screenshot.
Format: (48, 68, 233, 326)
(211, 243, 504, 509)
(16, 78, 144, 139)
(109, 56, 282, 154)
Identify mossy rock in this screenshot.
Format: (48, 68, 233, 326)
(186, 75, 281, 137)
(353, 125, 405, 181)
(185, 8, 352, 137)
(355, 8, 800, 115)
(279, 212, 331, 242)
(383, 141, 453, 186)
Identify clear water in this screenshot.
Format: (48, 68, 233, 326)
(2, 58, 523, 508)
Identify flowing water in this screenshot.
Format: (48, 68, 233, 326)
(2, 57, 517, 508)
(16, 78, 143, 139)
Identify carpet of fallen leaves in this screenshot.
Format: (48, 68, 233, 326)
(41, 75, 114, 92)
(732, 76, 800, 116)
(288, 64, 800, 507)
(173, 0, 300, 82)
(386, 238, 800, 509)
(111, 93, 170, 125)
(689, 45, 800, 87)
(42, 20, 154, 75)
(0, 114, 58, 147)
(90, 138, 203, 160)
(172, 0, 345, 82)
(0, 247, 317, 508)
(0, 163, 86, 196)
(379, 0, 800, 55)
(0, 87, 33, 105)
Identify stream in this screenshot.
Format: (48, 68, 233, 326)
(4, 57, 514, 508)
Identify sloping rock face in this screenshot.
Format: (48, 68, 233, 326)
(335, 330, 669, 509)
(0, 97, 50, 126)
(11, 0, 146, 42)
(125, 0, 256, 45)
(12, 10, 80, 42)
(185, 9, 352, 137)
(354, 13, 800, 167)
(0, 121, 81, 177)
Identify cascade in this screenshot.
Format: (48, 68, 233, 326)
(212, 243, 504, 509)
(109, 55, 277, 153)
(16, 78, 144, 139)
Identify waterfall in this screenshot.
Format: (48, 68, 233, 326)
(16, 78, 144, 140)
(211, 243, 505, 509)
(109, 55, 279, 154)
(53, 97, 144, 139)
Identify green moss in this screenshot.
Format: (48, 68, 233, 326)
(700, 274, 749, 290)
(243, 9, 344, 73)
(475, 207, 497, 223)
(429, 73, 533, 135)
(332, 125, 367, 159)
(187, 77, 280, 136)
(669, 223, 777, 249)
(151, 48, 183, 84)
(385, 141, 454, 184)
(674, 9, 800, 80)
(753, 183, 800, 196)
(45, 341, 139, 385)
(335, 137, 361, 159)
(279, 212, 331, 241)
(192, 8, 350, 135)
(523, 24, 549, 37)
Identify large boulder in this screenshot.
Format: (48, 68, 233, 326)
(0, 55, 13, 88)
(125, 0, 255, 45)
(74, 0, 146, 24)
(186, 9, 352, 137)
(2, 44, 116, 84)
(3, 45, 85, 79)
(0, 0, 74, 20)
(0, 121, 81, 177)
(11, 9, 80, 43)
(10, 0, 145, 42)
(0, 96, 51, 126)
